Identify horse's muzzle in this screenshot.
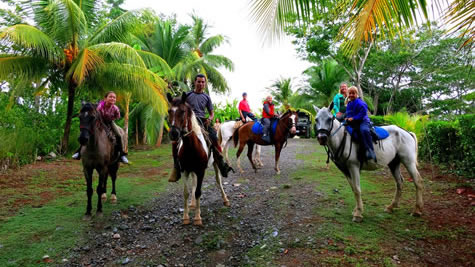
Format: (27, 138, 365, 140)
(79, 130, 90, 145)
(169, 126, 181, 141)
(317, 133, 328, 145)
(290, 126, 296, 135)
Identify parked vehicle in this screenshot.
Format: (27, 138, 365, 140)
(296, 111, 312, 138)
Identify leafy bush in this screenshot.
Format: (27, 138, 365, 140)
(369, 115, 387, 126)
(213, 100, 240, 123)
(455, 114, 475, 177)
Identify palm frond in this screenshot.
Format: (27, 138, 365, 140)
(0, 54, 49, 81)
(136, 50, 173, 78)
(199, 35, 228, 55)
(31, 0, 88, 45)
(73, 0, 98, 25)
(88, 42, 146, 67)
(92, 63, 168, 114)
(444, 0, 474, 49)
(201, 54, 234, 71)
(66, 48, 103, 85)
(88, 10, 141, 45)
(0, 24, 62, 62)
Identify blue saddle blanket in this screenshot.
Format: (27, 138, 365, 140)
(346, 125, 389, 140)
(252, 119, 278, 135)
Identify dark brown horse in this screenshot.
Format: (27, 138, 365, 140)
(167, 93, 230, 226)
(232, 110, 298, 174)
(78, 102, 120, 220)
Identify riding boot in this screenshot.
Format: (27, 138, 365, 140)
(365, 149, 376, 161)
(212, 147, 234, 177)
(115, 134, 129, 164)
(262, 134, 271, 144)
(169, 141, 182, 182)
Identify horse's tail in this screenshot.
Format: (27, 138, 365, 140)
(409, 132, 419, 167)
(232, 127, 240, 148)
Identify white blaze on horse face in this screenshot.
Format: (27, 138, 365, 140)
(170, 107, 177, 126)
(290, 114, 297, 134)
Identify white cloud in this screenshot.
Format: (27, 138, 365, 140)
(123, 0, 311, 111)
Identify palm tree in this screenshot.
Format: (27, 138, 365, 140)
(249, 0, 473, 52)
(0, 0, 168, 153)
(301, 60, 348, 107)
(268, 77, 293, 109)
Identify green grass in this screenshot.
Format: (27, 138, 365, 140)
(0, 146, 172, 266)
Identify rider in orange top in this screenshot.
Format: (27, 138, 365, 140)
(261, 95, 275, 144)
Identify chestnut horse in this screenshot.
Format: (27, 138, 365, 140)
(78, 103, 120, 220)
(167, 93, 230, 226)
(232, 110, 298, 174)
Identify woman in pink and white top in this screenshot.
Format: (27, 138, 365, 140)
(73, 91, 129, 163)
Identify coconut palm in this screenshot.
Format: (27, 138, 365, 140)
(301, 60, 348, 107)
(249, 0, 473, 52)
(268, 77, 293, 109)
(0, 0, 168, 152)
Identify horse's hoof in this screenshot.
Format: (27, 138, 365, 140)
(223, 201, 231, 207)
(82, 214, 92, 221)
(254, 169, 258, 173)
(384, 206, 393, 213)
(352, 216, 363, 223)
(276, 171, 281, 175)
(183, 218, 191, 225)
(110, 194, 117, 204)
(101, 193, 107, 201)
(96, 212, 103, 218)
(194, 219, 203, 226)
(411, 211, 422, 217)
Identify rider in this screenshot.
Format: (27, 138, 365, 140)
(72, 91, 129, 164)
(345, 86, 376, 161)
(332, 83, 348, 121)
(168, 74, 233, 182)
(238, 92, 257, 122)
(261, 95, 275, 144)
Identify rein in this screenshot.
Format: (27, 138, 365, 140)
(320, 119, 352, 165)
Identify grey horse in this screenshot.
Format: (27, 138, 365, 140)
(79, 103, 120, 220)
(314, 107, 423, 222)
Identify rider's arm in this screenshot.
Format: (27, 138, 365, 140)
(333, 95, 340, 113)
(239, 109, 245, 121)
(263, 103, 270, 115)
(352, 101, 367, 121)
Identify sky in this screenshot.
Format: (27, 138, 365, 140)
(122, 0, 312, 110)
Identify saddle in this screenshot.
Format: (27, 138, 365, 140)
(251, 119, 278, 135)
(345, 125, 389, 164)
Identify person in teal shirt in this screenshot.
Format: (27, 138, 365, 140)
(332, 83, 348, 121)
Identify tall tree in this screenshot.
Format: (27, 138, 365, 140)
(268, 77, 293, 109)
(0, 0, 168, 152)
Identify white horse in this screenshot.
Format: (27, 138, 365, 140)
(314, 107, 423, 222)
(217, 120, 263, 167)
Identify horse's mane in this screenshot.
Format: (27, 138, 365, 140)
(189, 111, 202, 135)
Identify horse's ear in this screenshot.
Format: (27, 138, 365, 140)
(313, 105, 320, 114)
(181, 92, 188, 103)
(167, 93, 173, 103)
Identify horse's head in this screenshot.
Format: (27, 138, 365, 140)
(281, 110, 298, 136)
(314, 106, 334, 145)
(167, 92, 193, 141)
(79, 102, 99, 145)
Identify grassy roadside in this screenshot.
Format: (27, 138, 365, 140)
(245, 141, 471, 266)
(0, 146, 172, 266)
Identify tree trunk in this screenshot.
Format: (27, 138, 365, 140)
(123, 92, 132, 136)
(155, 115, 165, 147)
(61, 83, 76, 154)
(135, 118, 139, 145)
(373, 92, 379, 115)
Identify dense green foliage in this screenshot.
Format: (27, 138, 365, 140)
(213, 100, 240, 122)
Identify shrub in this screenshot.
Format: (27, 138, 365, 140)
(369, 115, 387, 126)
(455, 114, 475, 177)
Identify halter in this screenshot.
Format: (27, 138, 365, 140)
(316, 116, 351, 164)
(169, 104, 193, 140)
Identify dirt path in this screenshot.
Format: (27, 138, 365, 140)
(57, 139, 474, 266)
(64, 139, 323, 266)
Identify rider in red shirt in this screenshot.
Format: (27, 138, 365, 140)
(261, 95, 275, 143)
(238, 92, 256, 122)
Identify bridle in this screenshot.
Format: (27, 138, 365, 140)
(169, 103, 193, 140)
(316, 113, 351, 164)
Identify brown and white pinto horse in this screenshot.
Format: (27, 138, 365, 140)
(232, 110, 298, 174)
(167, 93, 230, 226)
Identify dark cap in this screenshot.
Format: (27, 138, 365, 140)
(242, 92, 247, 96)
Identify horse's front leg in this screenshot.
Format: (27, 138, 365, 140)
(213, 163, 230, 206)
(255, 145, 264, 167)
(183, 172, 191, 225)
(189, 173, 197, 209)
(247, 142, 257, 173)
(193, 170, 205, 226)
(348, 166, 364, 222)
(274, 143, 282, 174)
(109, 163, 119, 204)
(222, 140, 231, 165)
(83, 168, 94, 220)
(96, 167, 108, 217)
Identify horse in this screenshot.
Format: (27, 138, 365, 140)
(217, 120, 263, 167)
(167, 93, 230, 226)
(314, 107, 424, 222)
(232, 110, 298, 174)
(78, 102, 120, 220)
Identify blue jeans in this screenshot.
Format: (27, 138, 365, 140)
(358, 121, 374, 152)
(262, 118, 271, 136)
